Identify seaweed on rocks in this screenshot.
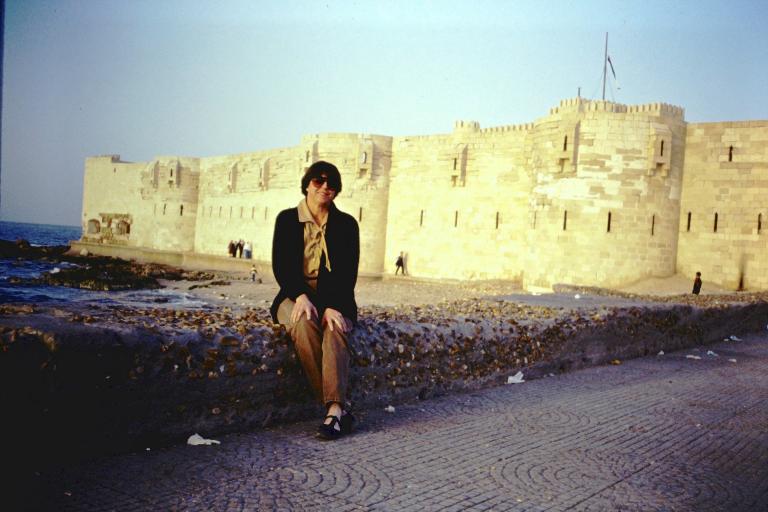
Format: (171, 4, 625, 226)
(0, 238, 70, 260)
(1, 238, 211, 291)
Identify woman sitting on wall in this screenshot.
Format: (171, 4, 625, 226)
(270, 161, 360, 440)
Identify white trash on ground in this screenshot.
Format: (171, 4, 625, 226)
(384, 405, 396, 413)
(506, 371, 525, 384)
(187, 433, 221, 446)
(686, 355, 702, 360)
(729, 335, 742, 341)
(728, 358, 737, 363)
(657, 350, 665, 356)
(707, 350, 718, 357)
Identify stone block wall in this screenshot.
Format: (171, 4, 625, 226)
(80, 98, 767, 291)
(385, 123, 531, 280)
(194, 146, 298, 261)
(524, 101, 686, 289)
(137, 157, 200, 252)
(81, 155, 200, 252)
(301, 133, 393, 275)
(82, 156, 143, 243)
(678, 121, 768, 290)
(192, 134, 392, 275)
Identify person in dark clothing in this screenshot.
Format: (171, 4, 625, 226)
(271, 161, 359, 440)
(237, 239, 244, 258)
(692, 271, 702, 295)
(227, 240, 235, 257)
(395, 251, 405, 275)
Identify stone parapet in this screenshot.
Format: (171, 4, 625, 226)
(3, 296, 767, 465)
(548, 98, 684, 119)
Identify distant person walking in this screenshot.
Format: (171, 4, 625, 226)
(251, 264, 258, 282)
(395, 252, 405, 275)
(227, 240, 236, 257)
(237, 240, 244, 258)
(692, 271, 703, 295)
(244, 241, 253, 259)
(271, 161, 359, 441)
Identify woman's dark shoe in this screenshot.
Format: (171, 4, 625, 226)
(340, 411, 355, 435)
(316, 415, 343, 440)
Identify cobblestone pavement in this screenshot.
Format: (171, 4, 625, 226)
(29, 334, 768, 511)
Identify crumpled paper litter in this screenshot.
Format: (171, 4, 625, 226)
(187, 433, 221, 446)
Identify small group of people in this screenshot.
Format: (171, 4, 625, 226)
(228, 239, 253, 259)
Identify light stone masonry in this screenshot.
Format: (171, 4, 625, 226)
(677, 121, 768, 290)
(80, 98, 767, 291)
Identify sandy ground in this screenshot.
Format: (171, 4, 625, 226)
(616, 273, 730, 296)
(160, 275, 528, 309)
(159, 271, 729, 312)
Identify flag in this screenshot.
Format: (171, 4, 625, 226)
(607, 55, 617, 79)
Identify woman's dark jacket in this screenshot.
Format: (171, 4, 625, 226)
(270, 202, 360, 323)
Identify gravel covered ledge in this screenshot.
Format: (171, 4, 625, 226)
(2, 295, 767, 467)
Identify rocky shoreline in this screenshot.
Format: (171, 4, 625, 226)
(2, 241, 768, 469)
(1, 238, 214, 290)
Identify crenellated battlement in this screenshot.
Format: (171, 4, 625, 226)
(548, 98, 684, 118)
(452, 119, 535, 135)
(453, 120, 481, 132)
(549, 97, 588, 114)
(396, 133, 451, 142)
(626, 102, 684, 117)
(478, 122, 535, 134)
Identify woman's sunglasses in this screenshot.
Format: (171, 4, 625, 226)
(310, 176, 337, 191)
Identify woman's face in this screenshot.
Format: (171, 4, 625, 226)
(307, 174, 337, 206)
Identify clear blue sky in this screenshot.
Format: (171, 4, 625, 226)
(2, 0, 767, 226)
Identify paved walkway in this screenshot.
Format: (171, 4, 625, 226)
(30, 334, 768, 511)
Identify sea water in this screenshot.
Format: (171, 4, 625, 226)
(0, 220, 81, 246)
(0, 221, 208, 308)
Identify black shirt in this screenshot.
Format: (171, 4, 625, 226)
(270, 202, 360, 323)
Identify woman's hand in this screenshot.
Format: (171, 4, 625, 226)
(322, 307, 348, 333)
(291, 294, 317, 323)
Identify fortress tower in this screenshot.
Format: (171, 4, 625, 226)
(82, 155, 200, 252)
(523, 99, 686, 289)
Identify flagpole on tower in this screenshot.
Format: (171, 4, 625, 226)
(602, 32, 608, 100)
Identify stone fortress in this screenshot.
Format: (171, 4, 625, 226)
(79, 97, 768, 291)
